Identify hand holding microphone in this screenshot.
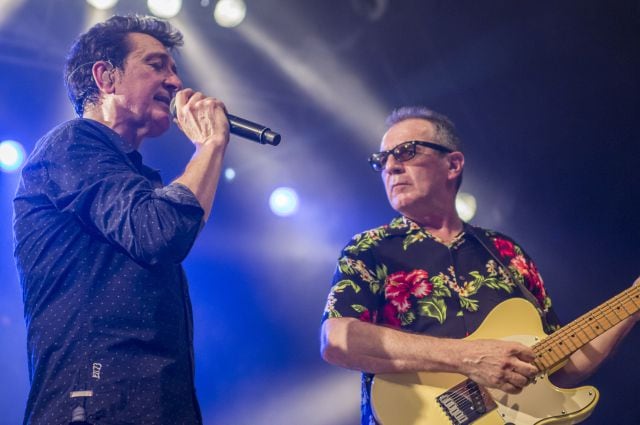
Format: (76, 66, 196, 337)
(170, 90, 281, 146)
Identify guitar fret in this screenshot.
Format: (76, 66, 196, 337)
(615, 303, 630, 318)
(532, 286, 640, 373)
(562, 336, 579, 352)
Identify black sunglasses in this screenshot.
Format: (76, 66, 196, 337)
(368, 140, 453, 172)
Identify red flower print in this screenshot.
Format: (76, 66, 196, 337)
(381, 303, 401, 328)
(493, 237, 516, 259)
(524, 261, 547, 304)
(510, 255, 529, 276)
(510, 255, 547, 305)
(359, 309, 378, 323)
(385, 269, 433, 313)
(359, 310, 371, 322)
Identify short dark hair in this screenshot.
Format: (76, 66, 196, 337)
(385, 106, 462, 152)
(64, 14, 183, 116)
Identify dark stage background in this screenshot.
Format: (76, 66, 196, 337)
(0, 1, 638, 424)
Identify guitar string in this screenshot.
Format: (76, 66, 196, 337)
(536, 285, 639, 354)
(432, 285, 640, 406)
(532, 285, 640, 369)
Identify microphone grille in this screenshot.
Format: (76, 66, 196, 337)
(169, 97, 177, 118)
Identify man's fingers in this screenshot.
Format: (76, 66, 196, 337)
(501, 381, 524, 395)
(512, 360, 538, 378)
(174, 88, 194, 109)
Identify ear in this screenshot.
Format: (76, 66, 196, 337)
(91, 61, 116, 94)
(447, 151, 465, 180)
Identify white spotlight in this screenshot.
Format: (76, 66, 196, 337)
(214, 0, 246, 28)
(224, 167, 236, 182)
(147, 0, 182, 19)
(86, 0, 119, 10)
(269, 187, 299, 217)
(455, 192, 477, 222)
(0, 140, 26, 173)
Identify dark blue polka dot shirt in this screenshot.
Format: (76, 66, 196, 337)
(14, 118, 205, 424)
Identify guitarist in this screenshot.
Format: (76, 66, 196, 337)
(320, 105, 639, 425)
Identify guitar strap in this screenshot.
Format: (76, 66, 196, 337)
(465, 224, 551, 330)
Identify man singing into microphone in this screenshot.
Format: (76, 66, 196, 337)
(14, 15, 229, 424)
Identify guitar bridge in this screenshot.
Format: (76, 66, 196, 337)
(436, 379, 497, 425)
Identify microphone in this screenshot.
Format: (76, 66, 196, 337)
(169, 98, 281, 146)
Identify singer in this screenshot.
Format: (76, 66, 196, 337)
(14, 15, 231, 424)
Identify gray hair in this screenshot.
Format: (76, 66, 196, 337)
(385, 106, 462, 152)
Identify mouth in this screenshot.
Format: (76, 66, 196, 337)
(153, 94, 171, 109)
(391, 181, 410, 190)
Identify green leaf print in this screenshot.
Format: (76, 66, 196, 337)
(470, 270, 514, 293)
(328, 310, 343, 319)
(338, 258, 378, 292)
(430, 276, 452, 298)
(459, 297, 479, 312)
(402, 232, 427, 250)
(351, 304, 367, 313)
(399, 311, 416, 326)
(338, 257, 355, 275)
(484, 276, 514, 293)
(417, 298, 447, 324)
(432, 285, 452, 298)
(345, 229, 387, 255)
(332, 279, 360, 294)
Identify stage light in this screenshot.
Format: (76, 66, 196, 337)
(269, 187, 299, 217)
(213, 0, 246, 28)
(224, 167, 236, 182)
(147, 0, 182, 19)
(86, 0, 118, 10)
(456, 192, 477, 222)
(0, 140, 26, 173)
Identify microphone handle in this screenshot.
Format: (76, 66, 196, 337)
(228, 114, 281, 146)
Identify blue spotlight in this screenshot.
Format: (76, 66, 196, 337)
(269, 187, 299, 217)
(0, 140, 26, 173)
(224, 167, 236, 182)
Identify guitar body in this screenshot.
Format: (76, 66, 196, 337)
(371, 298, 599, 425)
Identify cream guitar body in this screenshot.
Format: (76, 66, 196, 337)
(372, 297, 618, 425)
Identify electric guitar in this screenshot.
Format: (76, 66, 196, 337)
(371, 284, 640, 425)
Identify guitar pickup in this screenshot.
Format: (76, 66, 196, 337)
(437, 379, 498, 425)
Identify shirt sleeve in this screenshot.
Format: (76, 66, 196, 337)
(40, 122, 204, 266)
(322, 236, 385, 324)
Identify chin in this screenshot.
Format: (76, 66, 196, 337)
(147, 116, 171, 137)
(391, 195, 414, 209)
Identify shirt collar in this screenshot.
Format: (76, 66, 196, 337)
(390, 215, 469, 248)
(79, 118, 161, 181)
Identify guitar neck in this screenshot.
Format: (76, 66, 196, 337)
(532, 285, 640, 372)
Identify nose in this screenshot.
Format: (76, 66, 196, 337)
(164, 71, 183, 93)
(384, 154, 404, 175)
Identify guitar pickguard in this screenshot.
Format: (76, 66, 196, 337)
(488, 334, 598, 425)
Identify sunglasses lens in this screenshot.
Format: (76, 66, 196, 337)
(368, 153, 387, 171)
(394, 143, 416, 161)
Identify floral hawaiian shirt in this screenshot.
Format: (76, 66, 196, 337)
(322, 216, 560, 425)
